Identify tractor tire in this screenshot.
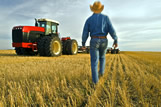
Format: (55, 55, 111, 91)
(66, 39, 78, 55)
(44, 36, 62, 56)
(15, 48, 35, 56)
(116, 49, 120, 54)
(86, 48, 90, 54)
(111, 49, 116, 54)
(37, 36, 49, 56)
(23, 48, 37, 56)
(87, 49, 90, 54)
(106, 50, 109, 54)
(15, 47, 23, 55)
(21, 48, 29, 55)
(62, 40, 70, 55)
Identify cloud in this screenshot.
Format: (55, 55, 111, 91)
(119, 39, 161, 51)
(0, 0, 89, 48)
(0, 39, 12, 49)
(103, 0, 161, 51)
(0, 0, 161, 51)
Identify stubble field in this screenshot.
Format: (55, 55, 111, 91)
(0, 50, 160, 107)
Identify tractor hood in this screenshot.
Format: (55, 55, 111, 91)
(12, 26, 45, 33)
(12, 26, 45, 44)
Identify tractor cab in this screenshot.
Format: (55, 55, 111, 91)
(35, 18, 59, 36)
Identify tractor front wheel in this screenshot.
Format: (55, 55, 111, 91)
(15, 47, 36, 56)
(15, 47, 23, 55)
(37, 36, 48, 56)
(44, 36, 62, 56)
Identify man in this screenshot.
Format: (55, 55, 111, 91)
(82, 1, 118, 84)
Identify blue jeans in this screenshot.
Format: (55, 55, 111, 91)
(90, 38, 108, 84)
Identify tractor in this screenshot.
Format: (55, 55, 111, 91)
(107, 47, 120, 54)
(12, 18, 78, 56)
(78, 46, 90, 54)
(111, 48, 120, 54)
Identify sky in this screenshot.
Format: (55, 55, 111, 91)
(0, 0, 161, 51)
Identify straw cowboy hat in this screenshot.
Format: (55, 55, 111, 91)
(90, 1, 104, 13)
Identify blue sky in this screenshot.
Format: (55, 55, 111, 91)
(0, 0, 161, 51)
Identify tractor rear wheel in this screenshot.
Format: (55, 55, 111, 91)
(44, 36, 62, 56)
(62, 40, 69, 55)
(66, 39, 78, 55)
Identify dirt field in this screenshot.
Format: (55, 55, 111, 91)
(0, 50, 160, 106)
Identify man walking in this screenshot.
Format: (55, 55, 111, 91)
(82, 1, 118, 84)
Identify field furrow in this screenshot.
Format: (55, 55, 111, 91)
(119, 54, 161, 106)
(0, 50, 160, 106)
(85, 55, 114, 107)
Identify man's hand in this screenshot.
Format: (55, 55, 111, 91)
(81, 46, 86, 50)
(113, 43, 118, 49)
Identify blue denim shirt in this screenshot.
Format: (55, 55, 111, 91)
(82, 13, 118, 46)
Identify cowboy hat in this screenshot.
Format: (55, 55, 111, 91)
(90, 1, 104, 13)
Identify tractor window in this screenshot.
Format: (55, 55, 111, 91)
(38, 22, 46, 28)
(52, 24, 57, 33)
(41, 24, 45, 27)
(46, 24, 51, 34)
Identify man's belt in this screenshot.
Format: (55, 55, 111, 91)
(91, 36, 107, 39)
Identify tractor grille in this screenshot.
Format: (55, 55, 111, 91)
(12, 28, 23, 43)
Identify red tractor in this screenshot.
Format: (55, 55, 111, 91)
(12, 18, 78, 56)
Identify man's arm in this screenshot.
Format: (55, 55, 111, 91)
(82, 19, 89, 47)
(107, 16, 118, 47)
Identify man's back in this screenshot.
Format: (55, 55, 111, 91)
(87, 13, 108, 36)
(82, 13, 117, 46)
